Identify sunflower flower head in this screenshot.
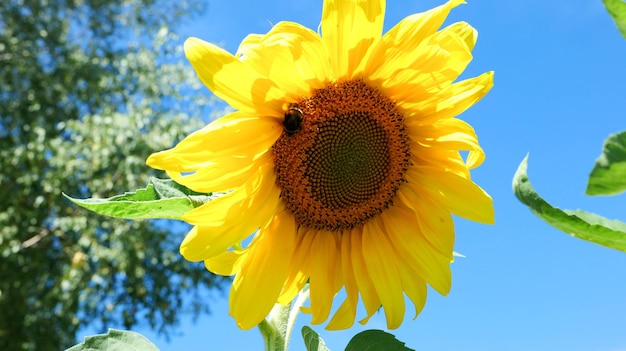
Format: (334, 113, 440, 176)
(147, 0, 494, 331)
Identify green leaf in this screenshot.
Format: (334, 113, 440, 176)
(302, 326, 331, 351)
(603, 0, 626, 39)
(65, 329, 159, 351)
(513, 155, 626, 252)
(64, 178, 218, 220)
(345, 330, 414, 351)
(586, 131, 626, 195)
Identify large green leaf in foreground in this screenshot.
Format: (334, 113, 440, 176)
(513, 155, 626, 252)
(64, 178, 217, 220)
(604, 0, 626, 39)
(586, 131, 626, 195)
(65, 329, 158, 351)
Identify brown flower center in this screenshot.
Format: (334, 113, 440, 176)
(272, 80, 410, 231)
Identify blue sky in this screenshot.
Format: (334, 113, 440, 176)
(86, 0, 626, 350)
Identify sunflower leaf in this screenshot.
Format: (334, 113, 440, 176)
(586, 131, 626, 195)
(344, 330, 414, 351)
(64, 329, 159, 351)
(302, 326, 331, 351)
(513, 155, 626, 252)
(603, 0, 626, 39)
(64, 178, 217, 220)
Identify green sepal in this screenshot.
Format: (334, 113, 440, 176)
(513, 155, 626, 252)
(345, 330, 414, 351)
(64, 178, 219, 220)
(302, 326, 331, 351)
(586, 131, 626, 195)
(65, 329, 159, 351)
(603, 0, 626, 39)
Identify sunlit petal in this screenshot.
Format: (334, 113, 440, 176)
(230, 211, 297, 329)
(322, 0, 385, 79)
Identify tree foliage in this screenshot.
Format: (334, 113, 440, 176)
(0, 0, 227, 350)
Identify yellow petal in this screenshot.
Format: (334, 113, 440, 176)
(308, 229, 341, 324)
(396, 189, 455, 256)
(410, 148, 470, 179)
(398, 262, 428, 320)
(147, 112, 278, 172)
(349, 226, 381, 324)
(147, 112, 283, 172)
(362, 218, 405, 329)
(146, 111, 282, 192)
(276, 271, 308, 306)
(410, 118, 486, 169)
(277, 227, 314, 305)
(165, 152, 270, 193)
(230, 211, 297, 329)
(239, 22, 332, 94)
(379, 0, 465, 57)
(448, 21, 478, 51)
(321, 0, 385, 79)
(326, 231, 359, 330)
(401, 71, 494, 126)
(236, 33, 263, 57)
(204, 248, 249, 276)
(407, 166, 495, 224)
(179, 164, 282, 261)
(381, 205, 452, 295)
(184, 37, 286, 116)
(368, 20, 474, 100)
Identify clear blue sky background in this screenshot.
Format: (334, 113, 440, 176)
(82, 0, 626, 350)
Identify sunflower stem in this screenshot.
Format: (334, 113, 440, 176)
(259, 303, 290, 351)
(259, 285, 311, 351)
(284, 285, 310, 350)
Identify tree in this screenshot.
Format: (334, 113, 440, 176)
(0, 1, 227, 350)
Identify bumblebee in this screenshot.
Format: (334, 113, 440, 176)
(283, 107, 303, 136)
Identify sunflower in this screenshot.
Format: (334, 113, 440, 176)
(147, 0, 494, 330)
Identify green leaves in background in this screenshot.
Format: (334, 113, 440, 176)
(0, 0, 227, 349)
(345, 330, 414, 351)
(513, 155, 626, 252)
(586, 131, 626, 195)
(64, 178, 217, 220)
(65, 329, 158, 351)
(604, 0, 626, 39)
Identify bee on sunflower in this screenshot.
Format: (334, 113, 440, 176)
(147, 0, 494, 330)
